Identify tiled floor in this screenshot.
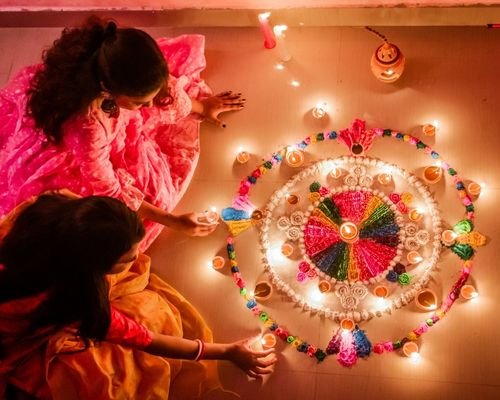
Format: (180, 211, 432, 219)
(1, 22, 499, 400)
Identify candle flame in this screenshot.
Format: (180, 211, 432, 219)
(309, 288, 323, 304)
(376, 297, 389, 310)
(275, 62, 285, 70)
(290, 80, 300, 87)
(273, 24, 288, 36)
(258, 12, 271, 21)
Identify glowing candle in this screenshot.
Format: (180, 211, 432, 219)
(339, 222, 359, 243)
(377, 173, 393, 186)
(211, 256, 225, 270)
(312, 102, 327, 119)
(275, 62, 285, 70)
(409, 209, 423, 222)
(205, 206, 218, 223)
(285, 146, 304, 167)
(273, 24, 291, 62)
(251, 209, 263, 221)
(374, 285, 389, 298)
(415, 289, 438, 311)
(407, 250, 423, 264)
(258, 12, 276, 49)
(236, 147, 250, 164)
(286, 193, 299, 205)
(423, 166, 442, 184)
(441, 229, 457, 246)
(254, 281, 273, 301)
(467, 182, 482, 197)
(402, 341, 419, 357)
(460, 284, 478, 300)
(261, 333, 277, 348)
(318, 280, 331, 293)
(329, 166, 342, 179)
(422, 124, 436, 137)
(340, 318, 355, 331)
(281, 242, 294, 257)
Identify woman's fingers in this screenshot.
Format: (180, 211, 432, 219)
(246, 370, 261, 379)
(251, 347, 275, 358)
(255, 356, 277, 368)
(216, 90, 233, 97)
(251, 366, 274, 375)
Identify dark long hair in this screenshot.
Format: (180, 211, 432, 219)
(0, 195, 145, 342)
(27, 16, 168, 143)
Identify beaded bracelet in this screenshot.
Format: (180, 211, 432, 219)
(193, 339, 205, 362)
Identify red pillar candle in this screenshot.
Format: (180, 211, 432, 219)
(258, 12, 276, 49)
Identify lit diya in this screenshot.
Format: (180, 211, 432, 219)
(340, 318, 355, 331)
(253, 281, 273, 301)
(261, 333, 277, 348)
(402, 341, 419, 357)
(339, 222, 359, 244)
(318, 280, 331, 293)
(414, 289, 438, 311)
(211, 256, 225, 270)
(422, 124, 436, 137)
(460, 284, 478, 300)
(423, 166, 442, 184)
(285, 147, 304, 167)
(373, 285, 389, 298)
(377, 173, 392, 186)
(281, 242, 295, 257)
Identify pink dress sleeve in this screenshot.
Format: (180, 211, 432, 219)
(63, 114, 145, 211)
(105, 307, 153, 349)
(140, 75, 192, 130)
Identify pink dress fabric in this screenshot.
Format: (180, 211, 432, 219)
(0, 35, 211, 250)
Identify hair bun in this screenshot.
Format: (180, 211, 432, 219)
(103, 21, 117, 40)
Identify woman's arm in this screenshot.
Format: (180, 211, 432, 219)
(137, 200, 218, 236)
(145, 332, 276, 378)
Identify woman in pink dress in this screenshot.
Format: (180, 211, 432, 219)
(0, 17, 244, 250)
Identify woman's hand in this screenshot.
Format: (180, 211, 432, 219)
(164, 212, 218, 236)
(197, 91, 246, 128)
(226, 338, 277, 379)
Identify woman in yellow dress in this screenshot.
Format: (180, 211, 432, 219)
(0, 193, 275, 399)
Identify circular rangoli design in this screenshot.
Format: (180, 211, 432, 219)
(221, 119, 485, 367)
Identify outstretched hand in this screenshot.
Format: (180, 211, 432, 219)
(227, 337, 277, 379)
(165, 212, 218, 237)
(201, 91, 245, 128)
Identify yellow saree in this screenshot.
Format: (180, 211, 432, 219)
(0, 198, 230, 399)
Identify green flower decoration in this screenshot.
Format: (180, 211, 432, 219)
(453, 219, 474, 235)
(398, 272, 411, 285)
(309, 181, 321, 192)
(451, 243, 474, 260)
